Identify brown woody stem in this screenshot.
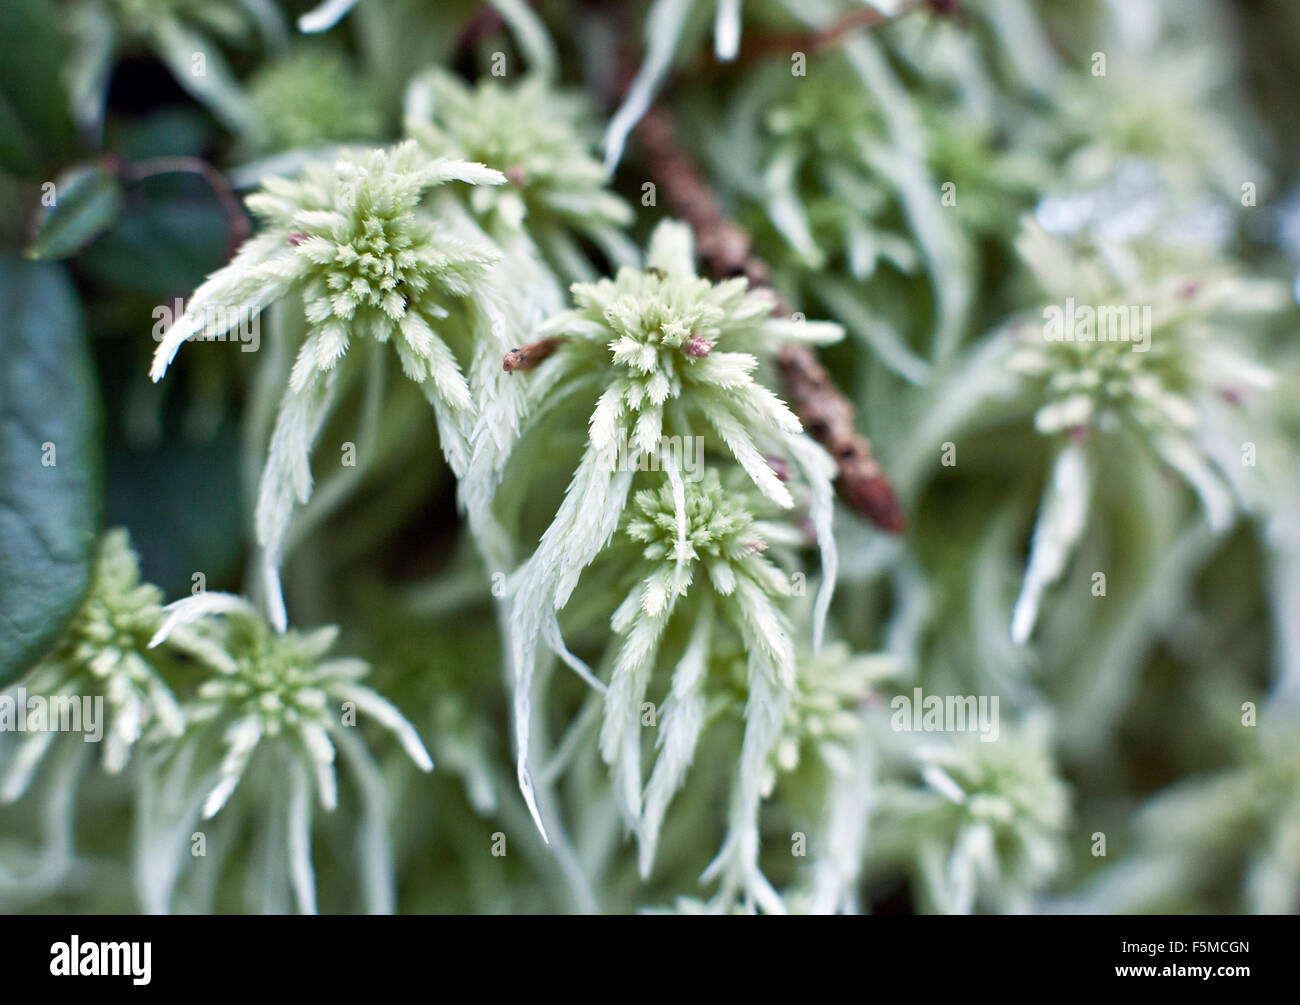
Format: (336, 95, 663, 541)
(633, 102, 906, 533)
(702, 0, 932, 72)
(503, 336, 565, 372)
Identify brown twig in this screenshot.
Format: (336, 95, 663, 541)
(776, 344, 907, 532)
(633, 102, 906, 533)
(635, 105, 774, 289)
(503, 336, 565, 372)
(705, 0, 937, 70)
(732, 4, 893, 62)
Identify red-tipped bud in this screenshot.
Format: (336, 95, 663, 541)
(684, 336, 713, 358)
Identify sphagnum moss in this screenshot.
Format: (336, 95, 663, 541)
(4, 0, 1297, 919)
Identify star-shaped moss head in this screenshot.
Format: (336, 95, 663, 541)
(540, 221, 842, 507)
(151, 141, 505, 404)
(408, 72, 630, 233)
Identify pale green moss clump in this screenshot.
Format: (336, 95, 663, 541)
(248, 48, 384, 153)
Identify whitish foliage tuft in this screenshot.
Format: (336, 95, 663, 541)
(2, 530, 183, 799)
(149, 142, 505, 629)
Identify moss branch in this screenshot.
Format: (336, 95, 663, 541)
(633, 101, 906, 532)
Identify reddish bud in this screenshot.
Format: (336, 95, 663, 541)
(684, 335, 714, 358)
(503, 336, 564, 372)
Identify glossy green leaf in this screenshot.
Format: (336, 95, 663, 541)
(77, 184, 230, 296)
(26, 163, 125, 261)
(0, 257, 103, 685)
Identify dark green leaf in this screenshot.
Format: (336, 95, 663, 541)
(26, 163, 125, 261)
(78, 178, 230, 296)
(0, 257, 103, 685)
(0, 0, 73, 176)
